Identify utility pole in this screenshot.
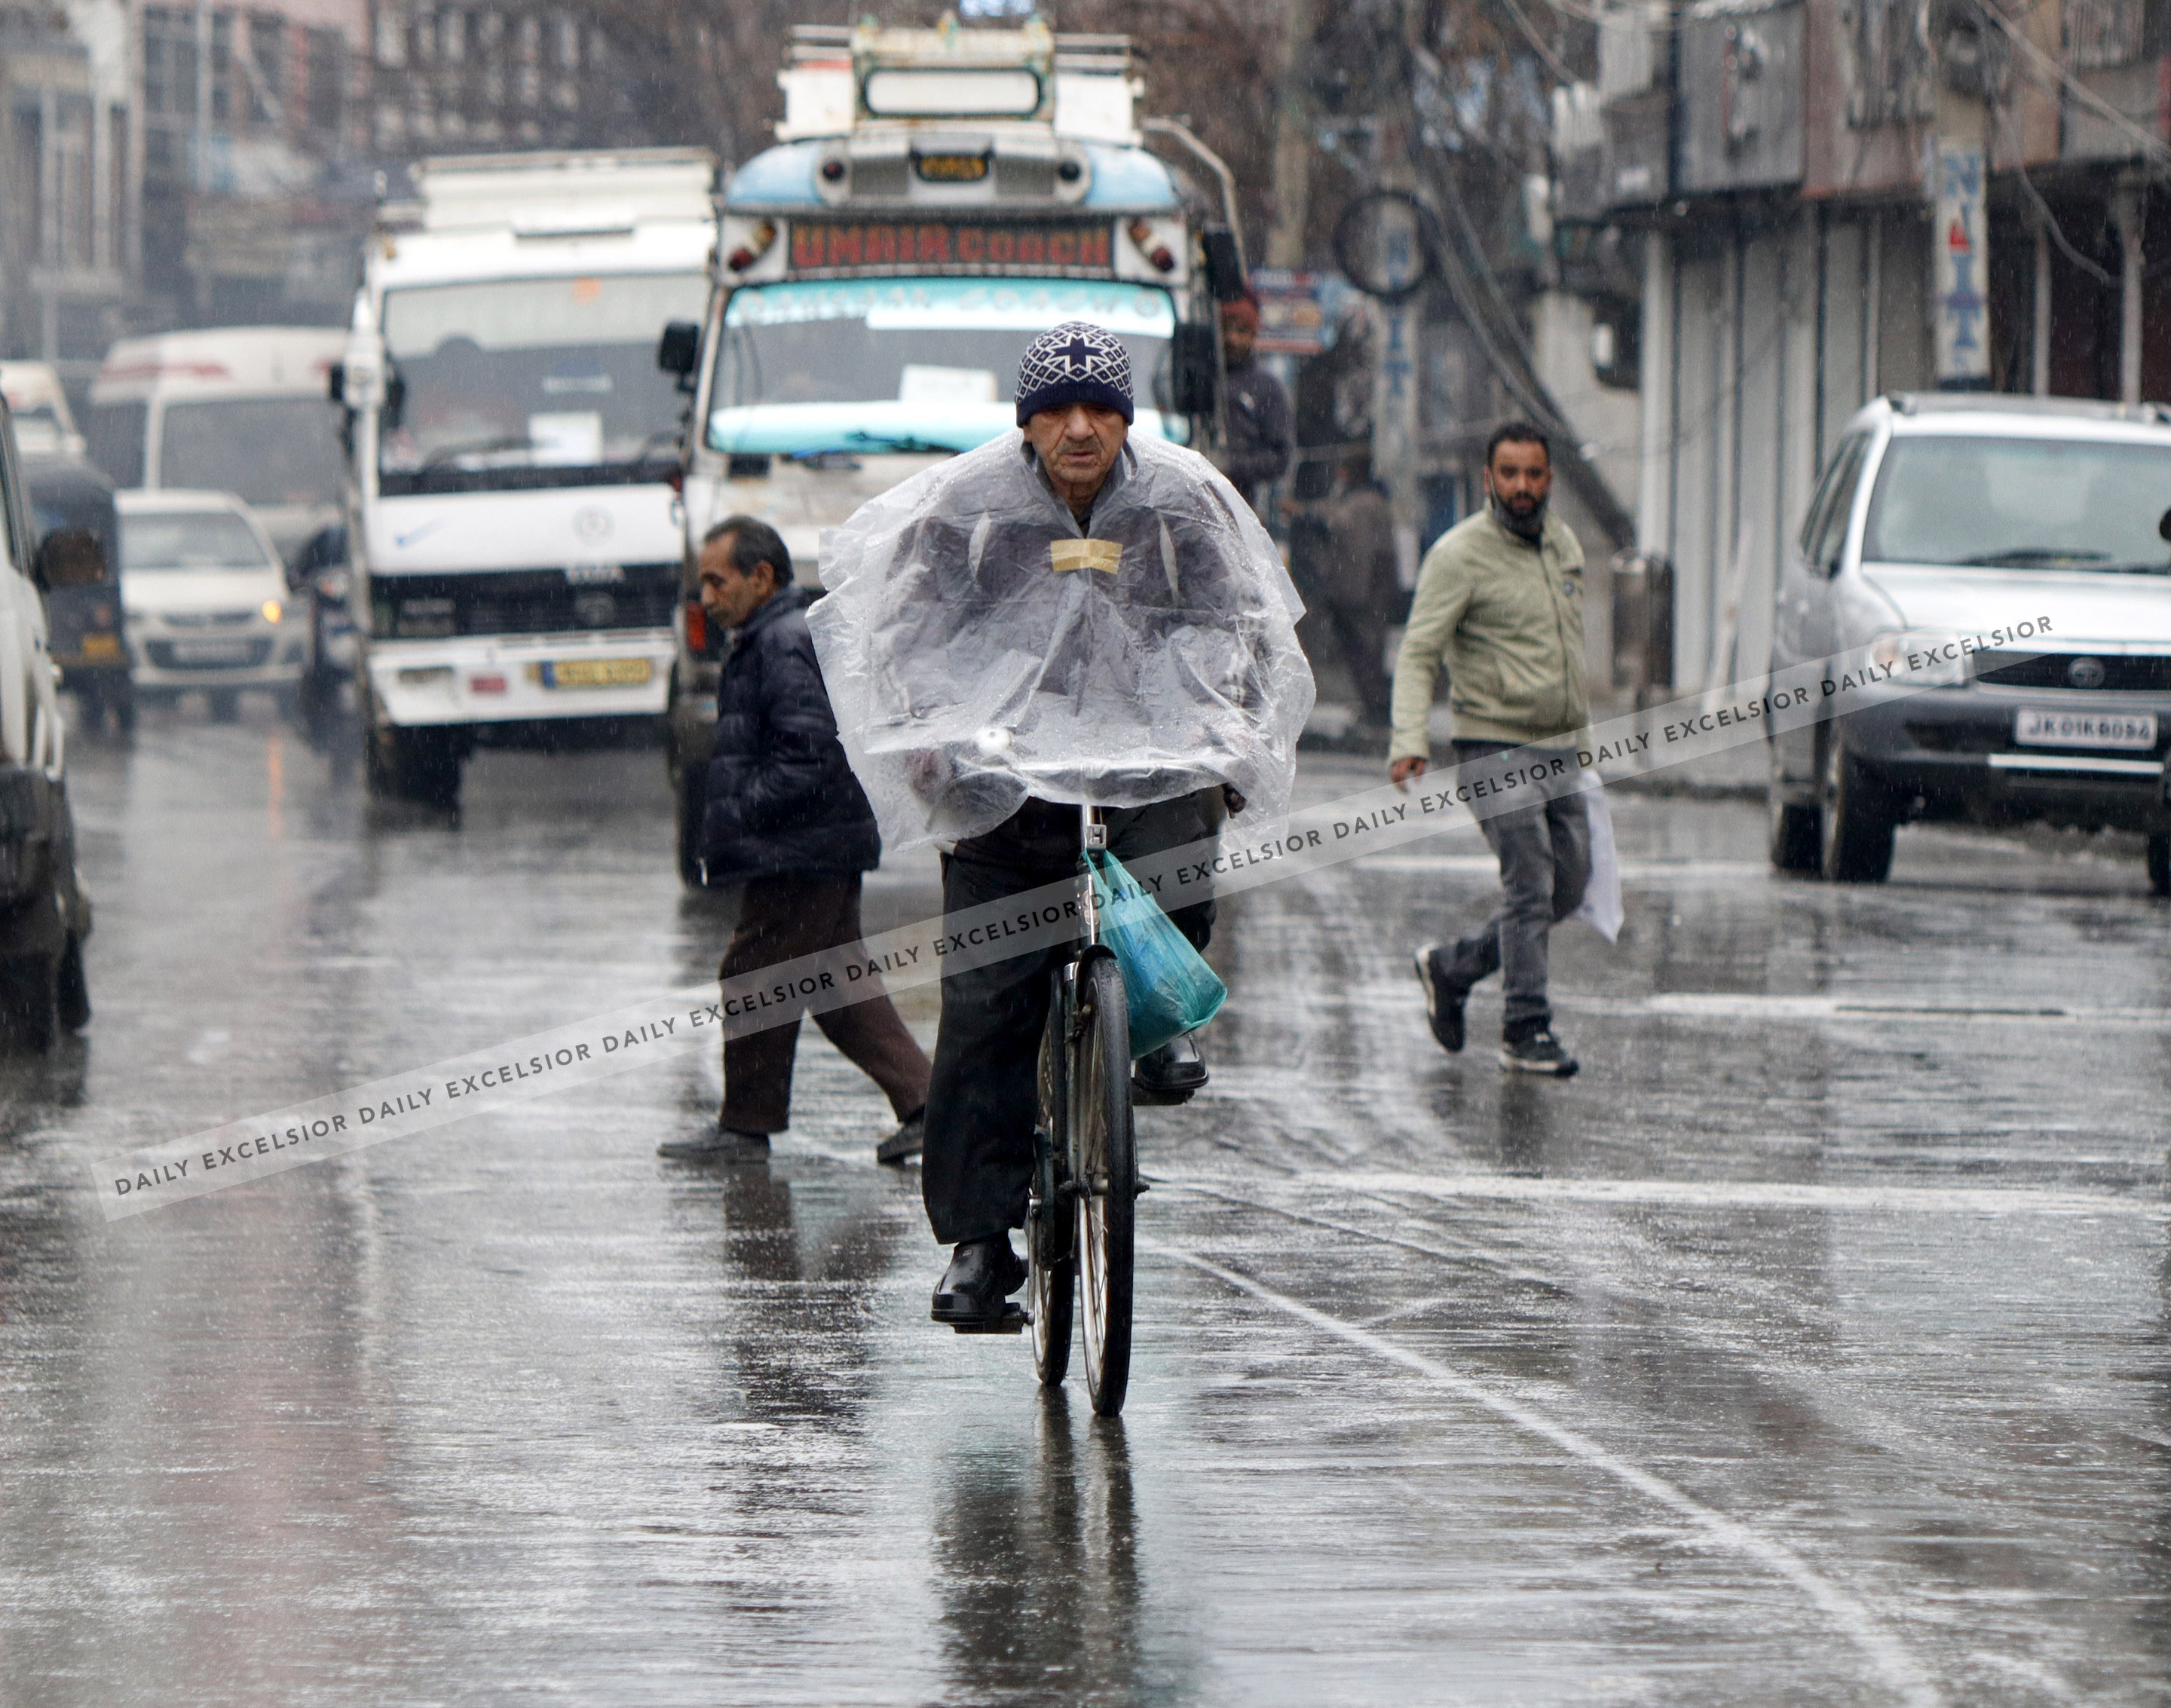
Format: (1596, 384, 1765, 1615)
(1265, 0, 1318, 268)
(194, 0, 211, 194)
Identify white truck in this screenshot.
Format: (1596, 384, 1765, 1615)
(655, 22, 1244, 877)
(334, 148, 717, 804)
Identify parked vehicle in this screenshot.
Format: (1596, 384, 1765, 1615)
(1768, 393, 2171, 891)
(117, 491, 309, 721)
(84, 328, 347, 562)
(333, 148, 717, 807)
(23, 456, 131, 733)
(0, 363, 87, 459)
(657, 20, 1241, 880)
(0, 395, 94, 1048)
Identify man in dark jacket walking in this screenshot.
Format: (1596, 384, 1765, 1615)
(657, 517, 931, 1165)
(1215, 293, 1294, 519)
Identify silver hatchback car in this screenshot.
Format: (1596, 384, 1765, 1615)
(1768, 393, 2171, 890)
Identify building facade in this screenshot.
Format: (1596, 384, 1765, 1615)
(1554, 0, 2171, 693)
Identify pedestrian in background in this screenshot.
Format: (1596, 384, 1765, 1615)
(1283, 445, 1401, 733)
(657, 517, 932, 1165)
(1215, 292, 1294, 519)
(1390, 424, 1591, 1076)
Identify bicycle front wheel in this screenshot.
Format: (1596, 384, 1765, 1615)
(1074, 952, 1136, 1416)
(1030, 995, 1075, 1386)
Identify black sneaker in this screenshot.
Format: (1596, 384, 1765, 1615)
(1413, 944, 1466, 1053)
(657, 1125, 773, 1162)
(1498, 1030, 1578, 1077)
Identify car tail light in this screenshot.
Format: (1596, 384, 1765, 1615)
(685, 600, 707, 654)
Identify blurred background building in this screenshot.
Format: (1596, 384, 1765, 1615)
(5, 0, 2165, 703)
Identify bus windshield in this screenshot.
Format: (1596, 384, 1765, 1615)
(378, 272, 710, 495)
(160, 398, 344, 508)
(707, 280, 1179, 456)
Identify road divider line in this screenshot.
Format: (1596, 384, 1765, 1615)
(1144, 1236, 1946, 1708)
(90, 617, 2059, 1223)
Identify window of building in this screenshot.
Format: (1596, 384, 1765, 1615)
(307, 29, 345, 131)
(246, 14, 286, 125)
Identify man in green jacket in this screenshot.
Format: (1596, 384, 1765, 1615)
(1389, 422, 1590, 1076)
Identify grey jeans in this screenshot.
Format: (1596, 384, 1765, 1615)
(1440, 740, 1591, 1031)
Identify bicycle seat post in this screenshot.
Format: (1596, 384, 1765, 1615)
(1080, 805, 1107, 942)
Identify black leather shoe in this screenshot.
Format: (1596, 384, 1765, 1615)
(1133, 1032, 1208, 1102)
(657, 1126, 772, 1162)
(876, 1108, 924, 1165)
(930, 1235, 1027, 1327)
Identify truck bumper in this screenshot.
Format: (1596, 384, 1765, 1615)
(366, 629, 674, 728)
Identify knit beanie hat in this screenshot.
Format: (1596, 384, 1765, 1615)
(1014, 321, 1135, 426)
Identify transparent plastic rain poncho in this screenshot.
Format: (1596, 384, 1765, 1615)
(808, 430, 1315, 852)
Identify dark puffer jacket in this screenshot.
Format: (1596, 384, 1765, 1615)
(700, 585, 880, 886)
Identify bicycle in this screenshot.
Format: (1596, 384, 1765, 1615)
(1027, 805, 1140, 1417)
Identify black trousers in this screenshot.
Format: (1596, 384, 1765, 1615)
(922, 794, 1215, 1246)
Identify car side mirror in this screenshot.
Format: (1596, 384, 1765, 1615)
(1201, 228, 1248, 304)
(34, 529, 106, 591)
(1171, 323, 1219, 417)
(2157, 505, 2171, 543)
(657, 320, 702, 393)
(326, 363, 345, 404)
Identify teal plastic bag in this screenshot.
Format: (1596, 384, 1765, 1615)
(1086, 849, 1227, 1058)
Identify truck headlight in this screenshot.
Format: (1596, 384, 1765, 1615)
(1869, 629, 1970, 687)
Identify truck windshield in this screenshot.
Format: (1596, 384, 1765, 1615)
(709, 280, 1178, 455)
(1863, 435, 2171, 573)
(160, 398, 344, 508)
(378, 272, 709, 495)
(121, 511, 271, 571)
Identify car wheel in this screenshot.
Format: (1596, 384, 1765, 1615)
(57, 933, 89, 1033)
(2148, 834, 2171, 898)
(0, 951, 61, 1052)
(1767, 741, 1821, 873)
(674, 764, 706, 887)
(1819, 734, 1895, 884)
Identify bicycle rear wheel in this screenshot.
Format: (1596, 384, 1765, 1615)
(1074, 952, 1135, 1416)
(1030, 985, 1075, 1385)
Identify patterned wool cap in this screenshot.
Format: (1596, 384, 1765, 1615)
(1014, 320, 1134, 427)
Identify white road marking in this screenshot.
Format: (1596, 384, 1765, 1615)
(1165, 1169, 2165, 1218)
(1147, 1236, 1946, 1708)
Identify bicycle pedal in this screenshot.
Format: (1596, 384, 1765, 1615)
(1131, 1081, 1199, 1107)
(947, 1304, 1030, 1336)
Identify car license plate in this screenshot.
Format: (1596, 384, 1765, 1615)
(541, 657, 651, 689)
(80, 633, 121, 661)
(170, 639, 256, 666)
(2014, 708, 2158, 749)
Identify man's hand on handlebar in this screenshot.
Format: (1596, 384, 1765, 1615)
(1389, 755, 1427, 793)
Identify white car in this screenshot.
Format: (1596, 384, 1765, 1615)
(117, 491, 308, 720)
(1769, 393, 2171, 890)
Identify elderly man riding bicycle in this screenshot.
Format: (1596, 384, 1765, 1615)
(811, 320, 1313, 1334)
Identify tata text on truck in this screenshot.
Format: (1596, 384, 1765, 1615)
(335, 149, 716, 805)
(657, 22, 1244, 880)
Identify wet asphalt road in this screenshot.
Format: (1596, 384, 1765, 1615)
(2, 699, 2168, 1706)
